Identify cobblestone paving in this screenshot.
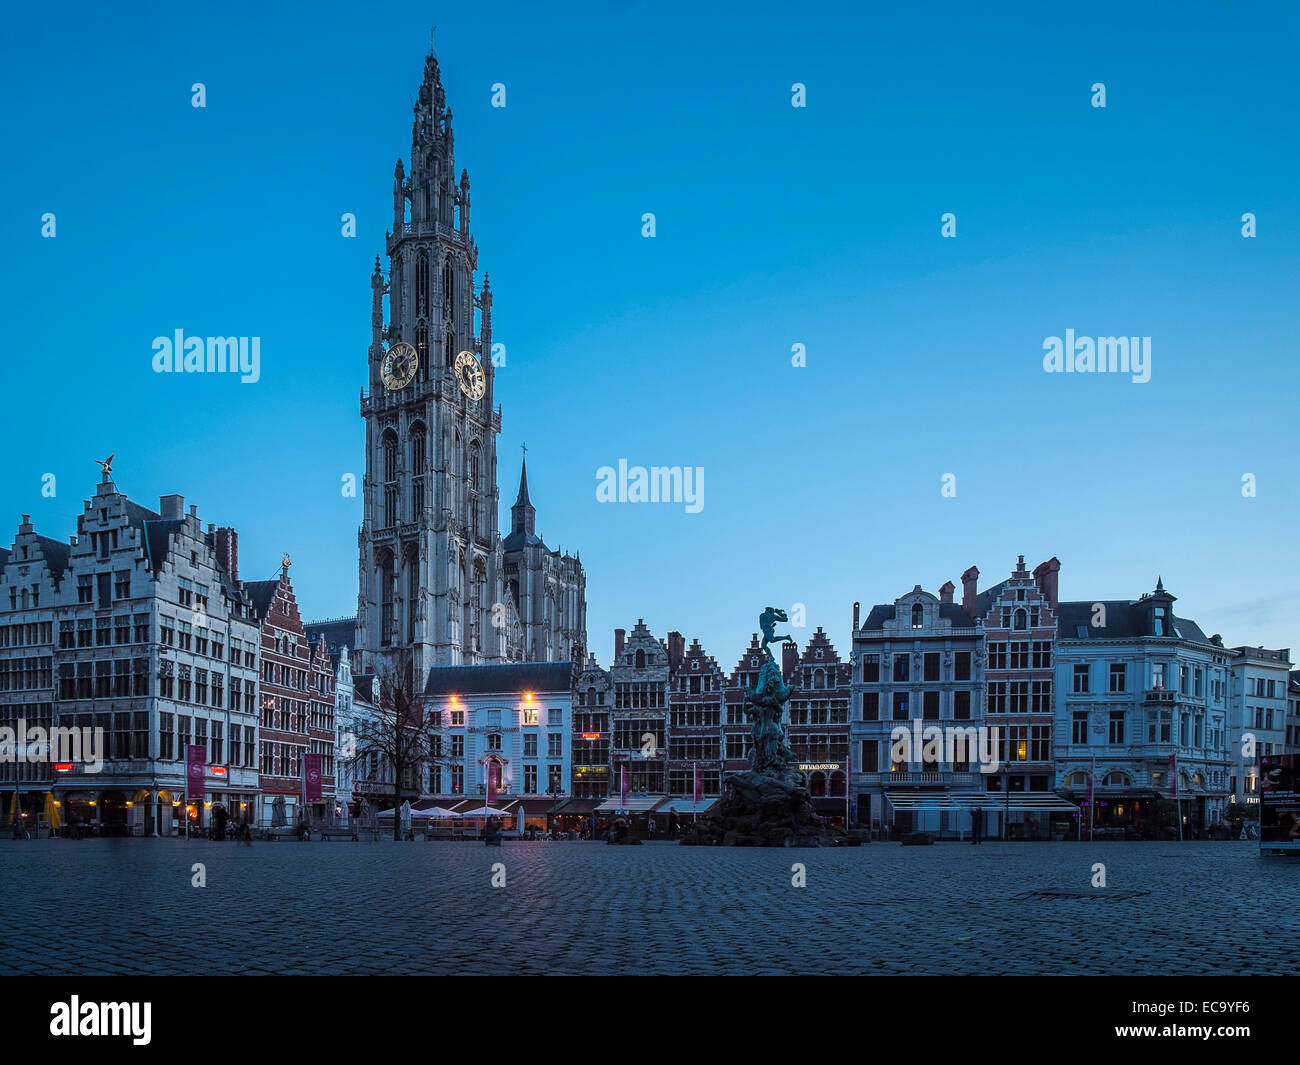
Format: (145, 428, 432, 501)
(0, 839, 1294, 975)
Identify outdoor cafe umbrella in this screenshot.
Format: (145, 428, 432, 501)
(378, 806, 461, 818)
(44, 792, 60, 831)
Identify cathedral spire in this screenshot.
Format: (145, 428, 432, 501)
(511, 454, 535, 537)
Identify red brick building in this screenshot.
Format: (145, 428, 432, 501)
(785, 626, 853, 814)
(668, 637, 725, 800)
(246, 560, 335, 826)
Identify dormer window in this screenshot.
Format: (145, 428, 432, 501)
(911, 603, 924, 628)
(1153, 607, 1166, 636)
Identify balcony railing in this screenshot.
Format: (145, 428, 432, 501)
(861, 771, 980, 787)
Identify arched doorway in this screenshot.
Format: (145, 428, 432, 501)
(99, 791, 128, 836)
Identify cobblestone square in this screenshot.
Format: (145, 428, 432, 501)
(1, 839, 1294, 976)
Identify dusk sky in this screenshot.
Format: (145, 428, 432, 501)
(3, 0, 1297, 665)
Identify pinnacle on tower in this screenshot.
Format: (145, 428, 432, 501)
(511, 456, 535, 537)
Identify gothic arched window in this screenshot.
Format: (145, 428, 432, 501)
(635, 649, 646, 669)
(444, 330, 455, 368)
(410, 423, 427, 516)
(415, 251, 429, 317)
(415, 323, 428, 380)
(379, 552, 394, 645)
(407, 548, 420, 642)
(442, 256, 453, 314)
(469, 442, 480, 489)
(381, 430, 400, 527)
(473, 562, 487, 653)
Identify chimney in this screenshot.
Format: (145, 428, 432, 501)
(852, 601, 861, 631)
(1032, 556, 1061, 611)
(939, 580, 955, 604)
(614, 627, 626, 660)
(961, 566, 980, 619)
(667, 631, 685, 674)
(159, 494, 184, 520)
(215, 527, 239, 582)
(782, 640, 800, 680)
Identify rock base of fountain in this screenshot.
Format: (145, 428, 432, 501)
(680, 769, 863, 847)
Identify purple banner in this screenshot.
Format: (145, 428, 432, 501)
(186, 745, 206, 801)
(303, 753, 323, 803)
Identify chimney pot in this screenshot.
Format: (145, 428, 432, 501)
(782, 640, 799, 679)
(1032, 556, 1061, 611)
(961, 566, 980, 619)
(614, 627, 626, 659)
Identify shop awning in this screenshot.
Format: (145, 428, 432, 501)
(516, 798, 556, 816)
(886, 790, 1079, 811)
(658, 797, 718, 815)
(595, 795, 668, 813)
(550, 798, 600, 816)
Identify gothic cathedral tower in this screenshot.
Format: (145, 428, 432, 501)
(356, 46, 587, 691)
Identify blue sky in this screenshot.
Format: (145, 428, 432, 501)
(2, 0, 1297, 666)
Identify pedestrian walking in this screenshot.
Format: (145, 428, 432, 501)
(647, 816, 657, 840)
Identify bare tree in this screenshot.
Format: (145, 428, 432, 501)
(347, 657, 444, 841)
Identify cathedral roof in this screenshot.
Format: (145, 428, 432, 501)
(424, 661, 574, 698)
(305, 617, 357, 669)
(501, 529, 544, 552)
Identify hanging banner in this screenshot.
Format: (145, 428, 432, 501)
(186, 745, 207, 801)
(303, 753, 323, 803)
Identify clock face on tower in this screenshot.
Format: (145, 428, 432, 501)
(454, 349, 486, 401)
(381, 343, 419, 390)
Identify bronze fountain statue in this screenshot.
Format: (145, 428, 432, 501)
(680, 608, 854, 847)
